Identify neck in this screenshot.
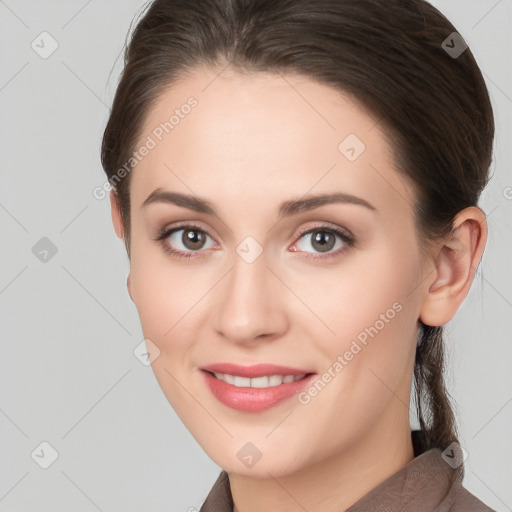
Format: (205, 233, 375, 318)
(229, 418, 414, 512)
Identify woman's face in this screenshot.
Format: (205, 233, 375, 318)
(119, 66, 433, 476)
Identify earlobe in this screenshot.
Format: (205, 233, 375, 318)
(110, 190, 124, 240)
(127, 274, 134, 302)
(419, 206, 487, 326)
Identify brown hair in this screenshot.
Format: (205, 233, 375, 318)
(101, 0, 494, 458)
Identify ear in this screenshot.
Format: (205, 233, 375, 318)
(419, 206, 487, 326)
(110, 190, 124, 240)
(127, 274, 134, 302)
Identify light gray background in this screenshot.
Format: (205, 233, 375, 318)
(0, 1, 510, 510)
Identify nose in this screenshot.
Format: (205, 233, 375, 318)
(211, 250, 289, 346)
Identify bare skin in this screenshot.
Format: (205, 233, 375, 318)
(110, 64, 487, 512)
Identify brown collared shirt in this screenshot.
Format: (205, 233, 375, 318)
(199, 432, 494, 511)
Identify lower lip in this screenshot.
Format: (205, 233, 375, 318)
(201, 370, 316, 412)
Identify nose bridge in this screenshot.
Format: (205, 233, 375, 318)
(212, 246, 288, 343)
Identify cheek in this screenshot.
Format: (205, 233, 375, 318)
(291, 244, 420, 346)
(290, 259, 419, 451)
(130, 273, 191, 347)
(129, 248, 219, 356)
(129, 246, 178, 343)
(293, 241, 421, 410)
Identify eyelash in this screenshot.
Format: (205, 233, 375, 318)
(153, 223, 355, 260)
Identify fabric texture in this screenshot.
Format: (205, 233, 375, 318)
(199, 431, 494, 512)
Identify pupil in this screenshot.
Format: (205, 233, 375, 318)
(312, 230, 334, 253)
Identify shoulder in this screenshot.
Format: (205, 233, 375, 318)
(411, 432, 495, 511)
(346, 442, 495, 512)
(414, 446, 495, 512)
(449, 483, 495, 511)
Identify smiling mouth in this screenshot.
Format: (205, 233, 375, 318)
(203, 370, 313, 388)
(201, 368, 317, 412)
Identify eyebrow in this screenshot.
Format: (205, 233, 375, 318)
(141, 188, 377, 217)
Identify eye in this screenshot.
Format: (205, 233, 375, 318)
(154, 224, 217, 258)
(290, 226, 354, 259)
(154, 223, 355, 260)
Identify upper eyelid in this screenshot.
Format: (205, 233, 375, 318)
(157, 221, 215, 238)
(158, 221, 349, 237)
(294, 223, 353, 239)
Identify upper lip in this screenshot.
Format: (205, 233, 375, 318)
(201, 363, 315, 378)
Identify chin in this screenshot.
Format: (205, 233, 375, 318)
(201, 438, 309, 478)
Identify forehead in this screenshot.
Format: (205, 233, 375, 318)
(130, 65, 414, 220)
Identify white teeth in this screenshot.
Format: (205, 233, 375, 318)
(269, 375, 283, 386)
(251, 376, 270, 388)
(234, 376, 251, 387)
(213, 372, 306, 388)
(223, 373, 236, 385)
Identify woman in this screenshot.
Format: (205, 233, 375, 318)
(101, 0, 495, 510)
